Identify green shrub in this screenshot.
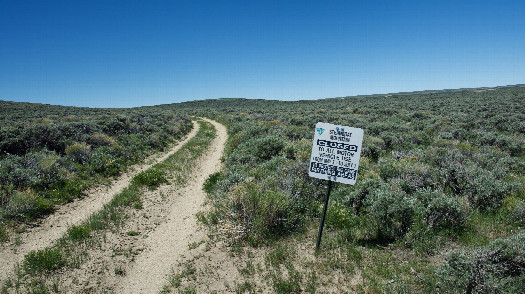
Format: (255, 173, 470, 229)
(378, 156, 436, 194)
(209, 169, 247, 200)
(0, 108, 191, 226)
(412, 187, 444, 209)
(430, 148, 470, 195)
(253, 136, 285, 161)
(226, 152, 256, 165)
(33, 151, 67, 190)
(207, 157, 321, 243)
(88, 132, 118, 148)
(336, 176, 382, 214)
(0, 150, 67, 194)
(24, 248, 65, 274)
(67, 224, 92, 241)
(0, 224, 8, 243)
(365, 185, 414, 242)
(0, 154, 39, 189)
(65, 142, 92, 164)
(436, 231, 525, 293)
(326, 201, 356, 229)
(250, 189, 292, 243)
(362, 136, 385, 162)
(403, 188, 468, 253)
(89, 149, 120, 176)
(467, 170, 517, 212)
(511, 200, 525, 225)
(471, 147, 525, 178)
(425, 193, 468, 231)
(132, 168, 167, 189)
(203, 171, 224, 194)
(224, 182, 293, 244)
(2, 189, 53, 219)
(283, 144, 296, 160)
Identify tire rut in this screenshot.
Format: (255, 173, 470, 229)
(115, 118, 227, 293)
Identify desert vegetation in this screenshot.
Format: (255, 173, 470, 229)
(0, 101, 191, 234)
(1, 85, 524, 293)
(161, 86, 524, 292)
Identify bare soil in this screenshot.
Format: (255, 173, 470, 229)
(114, 118, 227, 293)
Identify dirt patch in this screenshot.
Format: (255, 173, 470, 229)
(0, 121, 199, 281)
(115, 118, 227, 293)
(160, 227, 364, 293)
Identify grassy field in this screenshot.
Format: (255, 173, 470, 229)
(1, 85, 524, 292)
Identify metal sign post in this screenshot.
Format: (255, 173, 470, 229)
(309, 122, 364, 250)
(316, 180, 332, 250)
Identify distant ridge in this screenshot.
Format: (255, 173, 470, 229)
(1, 84, 524, 108)
(333, 84, 525, 100)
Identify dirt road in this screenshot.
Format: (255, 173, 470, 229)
(0, 121, 199, 281)
(115, 118, 227, 293)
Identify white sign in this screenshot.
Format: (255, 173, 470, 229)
(309, 122, 364, 185)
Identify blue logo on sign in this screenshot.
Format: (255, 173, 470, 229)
(317, 128, 325, 135)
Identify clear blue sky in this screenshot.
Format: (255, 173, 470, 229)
(1, 0, 524, 108)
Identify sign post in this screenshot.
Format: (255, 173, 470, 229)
(309, 122, 364, 250)
(316, 180, 332, 250)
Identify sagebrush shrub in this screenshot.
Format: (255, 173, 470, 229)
(0, 154, 40, 189)
(365, 185, 414, 242)
(65, 142, 92, 164)
(326, 201, 356, 229)
(214, 162, 316, 245)
(436, 231, 525, 293)
(88, 132, 117, 148)
(89, 147, 119, 175)
(361, 136, 385, 162)
(511, 201, 525, 225)
(213, 169, 247, 199)
(2, 189, 53, 219)
(335, 176, 382, 214)
(34, 151, 67, 189)
(466, 169, 516, 212)
(412, 187, 443, 209)
(226, 152, 256, 165)
(425, 193, 467, 231)
(224, 182, 292, 243)
(253, 136, 285, 161)
(378, 156, 436, 194)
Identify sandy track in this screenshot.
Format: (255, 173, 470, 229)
(0, 121, 199, 281)
(115, 118, 227, 294)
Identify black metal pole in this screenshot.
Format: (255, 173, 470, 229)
(316, 180, 333, 251)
